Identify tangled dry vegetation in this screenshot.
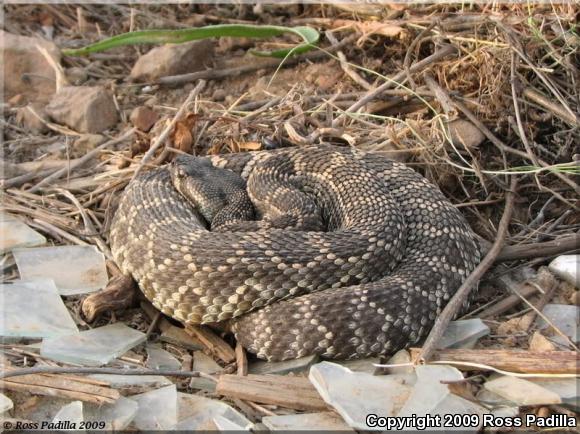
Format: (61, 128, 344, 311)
(1, 2, 579, 429)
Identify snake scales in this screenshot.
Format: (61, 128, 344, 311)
(110, 145, 480, 361)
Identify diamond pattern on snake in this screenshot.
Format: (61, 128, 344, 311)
(110, 145, 480, 361)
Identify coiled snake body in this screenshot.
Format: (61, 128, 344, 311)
(110, 146, 480, 361)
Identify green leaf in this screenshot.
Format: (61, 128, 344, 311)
(62, 24, 319, 58)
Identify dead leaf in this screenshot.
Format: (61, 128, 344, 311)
(171, 113, 198, 154)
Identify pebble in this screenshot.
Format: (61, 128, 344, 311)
(45, 86, 118, 133)
(447, 119, 485, 149)
(52, 401, 84, 432)
(130, 40, 214, 82)
(0, 393, 14, 413)
(175, 392, 252, 430)
(528, 378, 580, 410)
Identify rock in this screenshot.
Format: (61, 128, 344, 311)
(160, 326, 203, 351)
(570, 291, 580, 306)
(484, 376, 561, 406)
(476, 388, 517, 407)
(398, 365, 464, 417)
(447, 119, 485, 149)
(262, 412, 354, 431)
(15, 103, 49, 133)
(431, 394, 488, 432)
(0, 393, 14, 413)
(13, 245, 108, 295)
(46, 86, 118, 133)
(337, 357, 381, 374)
(549, 255, 579, 289)
(175, 392, 252, 430)
(130, 106, 158, 132)
(52, 401, 84, 431)
(130, 385, 177, 430)
(73, 134, 106, 155)
(146, 344, 181, 370)
(249, 354, 319, 375)
(1, 30, 61, 103)
(130, 40, 214, 82)
(0, 212, 46, 253)
(309, 362, 414, 430)
(529, 331, 556, 352)
(189, 351, 221, 391)
(85, 396, 138, 430)
(439, 319, 490, 349)
(1, 279, 78, 339)
(529, 378, 580, 410)
(535, 304, 579, 346)
(40, 323, 146, 366)
(65, 66, 88, 85)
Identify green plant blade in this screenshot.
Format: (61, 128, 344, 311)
(62, 24, 319, 58)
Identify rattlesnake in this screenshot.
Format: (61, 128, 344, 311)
(110, 145, 480, 361)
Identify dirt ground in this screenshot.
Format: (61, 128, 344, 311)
(1, 3, 579, 431)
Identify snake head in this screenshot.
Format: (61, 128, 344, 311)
(169, 155, 251, 228)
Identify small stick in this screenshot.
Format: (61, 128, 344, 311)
(333, 44, 456, 126)
(132, 80, 206, 181)
(523, 87, 580, 127)
(0, 366, 212, 380)
(27, 128, 135, 193)
(416, 177, 518, 364)
(495, 234, 579, 262)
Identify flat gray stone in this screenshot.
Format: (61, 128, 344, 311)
(146, 344, 181, 370)
(41, 323, 146, 366)
(476, 388, 517, 407)
(535, 304, 579, 346)
(52, 401, 84, 431)
(175, 392, 252, 430)
(439, 319, 490, 349)
(309, 362, 414, 430)
(262, 412, 354, 431)
(192, 351, 221, 374)
(484, 376, 561, 406)
(13, 245, 108, 295)
(159, 326, 203, 351)
(430, 394, 489, 432)
(529, 378, 580, 410)
(0, 213, 46, 253)
(336, 357, 380, 374)
(249, 354, 318, 375)
(130, 385, 177, 430)
(85, 396, 138, 431)
(0, 393, 14, 413)
(1, 279, 78, 339)
(398, 365, 464, 417)
(549, 255, 579, 288)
